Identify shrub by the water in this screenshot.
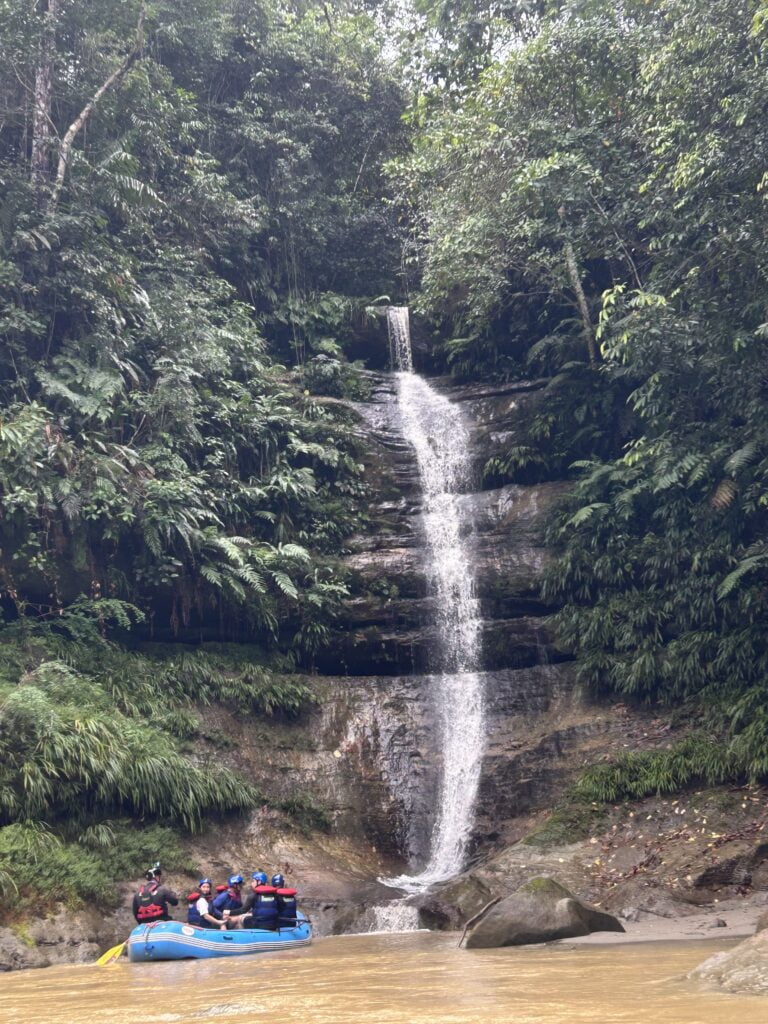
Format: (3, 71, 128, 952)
(0, 820, 196, 910)
(0, 622, 325, 910)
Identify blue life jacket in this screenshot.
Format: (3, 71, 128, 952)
(213, 887, 242, 913)
(251, 885, 278, 926)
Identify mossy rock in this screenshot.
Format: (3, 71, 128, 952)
(418, 873, 493, 930)
(519, 877, 572, 898)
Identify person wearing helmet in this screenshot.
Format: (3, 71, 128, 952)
(231, 870, 278, 930)
(272, 873, 299, 928)
(212, 874, 244, 918)
(132, 863, 179, 924)
(187, 878, 225, 929)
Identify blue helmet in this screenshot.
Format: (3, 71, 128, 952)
(252, 871, 267, 885)
(271, 873, 285, 887)
(228, 874, 244, 886)
(198, 878, 212, 888)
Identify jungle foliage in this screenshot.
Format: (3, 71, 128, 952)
(394, 0, 768, 791)
(0, 620, 320, 903)
(0, 0, 405, 893)
(0, 0, 406, 643)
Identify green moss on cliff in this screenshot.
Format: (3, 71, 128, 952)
(523, 803, 608, 849)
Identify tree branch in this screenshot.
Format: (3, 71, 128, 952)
(47, 5, 146, 214)
(457, 897, 501, 948)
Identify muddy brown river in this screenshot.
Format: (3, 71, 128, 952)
(3, 933, 765, 1024)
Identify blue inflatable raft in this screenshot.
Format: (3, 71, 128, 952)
(127, 914, 312, 962)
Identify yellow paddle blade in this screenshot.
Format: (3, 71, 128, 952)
(96, 941, 126, 966)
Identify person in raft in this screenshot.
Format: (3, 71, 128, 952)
(132, 863, 179, 923)
(213, 873, 244, 923)
(230, 871, 279, 929)
(272, 873, 299, 927)
(187, 878, 225, 930)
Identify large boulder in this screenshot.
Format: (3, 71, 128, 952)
(464, 877, 624, 949)
(690, 929, 768, 994)
(417, 873, 494, 930)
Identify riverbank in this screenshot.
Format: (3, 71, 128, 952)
(557, 895, 765, 945)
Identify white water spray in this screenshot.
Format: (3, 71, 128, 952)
(382, 307, 485, 895)
(386, 304, 413, 372)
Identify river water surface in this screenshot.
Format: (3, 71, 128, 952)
(3, 933, 765, 1024)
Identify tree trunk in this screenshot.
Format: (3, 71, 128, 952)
(30, 0, 58, 194)
(563, 239, 598, 369)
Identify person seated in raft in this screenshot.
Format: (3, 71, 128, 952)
(212, 874, 244, 923)
(187, 878, 225, 930)
(132, 863, 179, 923)
(272, 873, 299, 928)
(230, 871, 279, 930)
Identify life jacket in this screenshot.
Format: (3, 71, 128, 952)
(276, 887, 298, 925)
(212, 886, 242, 913)
(251, 884, 278, 925)
(136, 880, 166, 922)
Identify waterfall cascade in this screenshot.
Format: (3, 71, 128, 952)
(386, 304, 413, 372)
(375, 307, 486, 920)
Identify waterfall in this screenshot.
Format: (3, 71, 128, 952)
(381, 307, 485, 896)
(387, 305, 413, 372)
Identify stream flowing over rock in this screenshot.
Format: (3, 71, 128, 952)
(291, 340, 598, 927)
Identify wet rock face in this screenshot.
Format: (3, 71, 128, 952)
(306, 371, 582, 867)
(691, 929, 768, 994)
(338, 376, 569, 679)
(315, 616, 567, 677)
(219, 659, 608, 877)
(444, 377, 549, 482)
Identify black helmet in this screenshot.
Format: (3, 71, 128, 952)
(271, 873, 285, 887)
(145, 861, 162, 881)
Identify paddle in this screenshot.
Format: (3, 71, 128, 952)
(96, 940, 126, 966)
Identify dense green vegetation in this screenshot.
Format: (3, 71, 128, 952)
(394, 0, 768, 794)
(0, 0, 406, 905)
(0, 612, 322, 904)
(4, 0, 768, 909)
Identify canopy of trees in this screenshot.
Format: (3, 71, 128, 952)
(0, 0, 405, 900)
(3, 0, 768, 902)
(395, 0, 768, 793)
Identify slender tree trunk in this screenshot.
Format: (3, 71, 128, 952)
(559, 206, 598, 369)
(46, 5, 146, 215)
(564, 239, 597, 368)
(30, 0, 58, 195)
